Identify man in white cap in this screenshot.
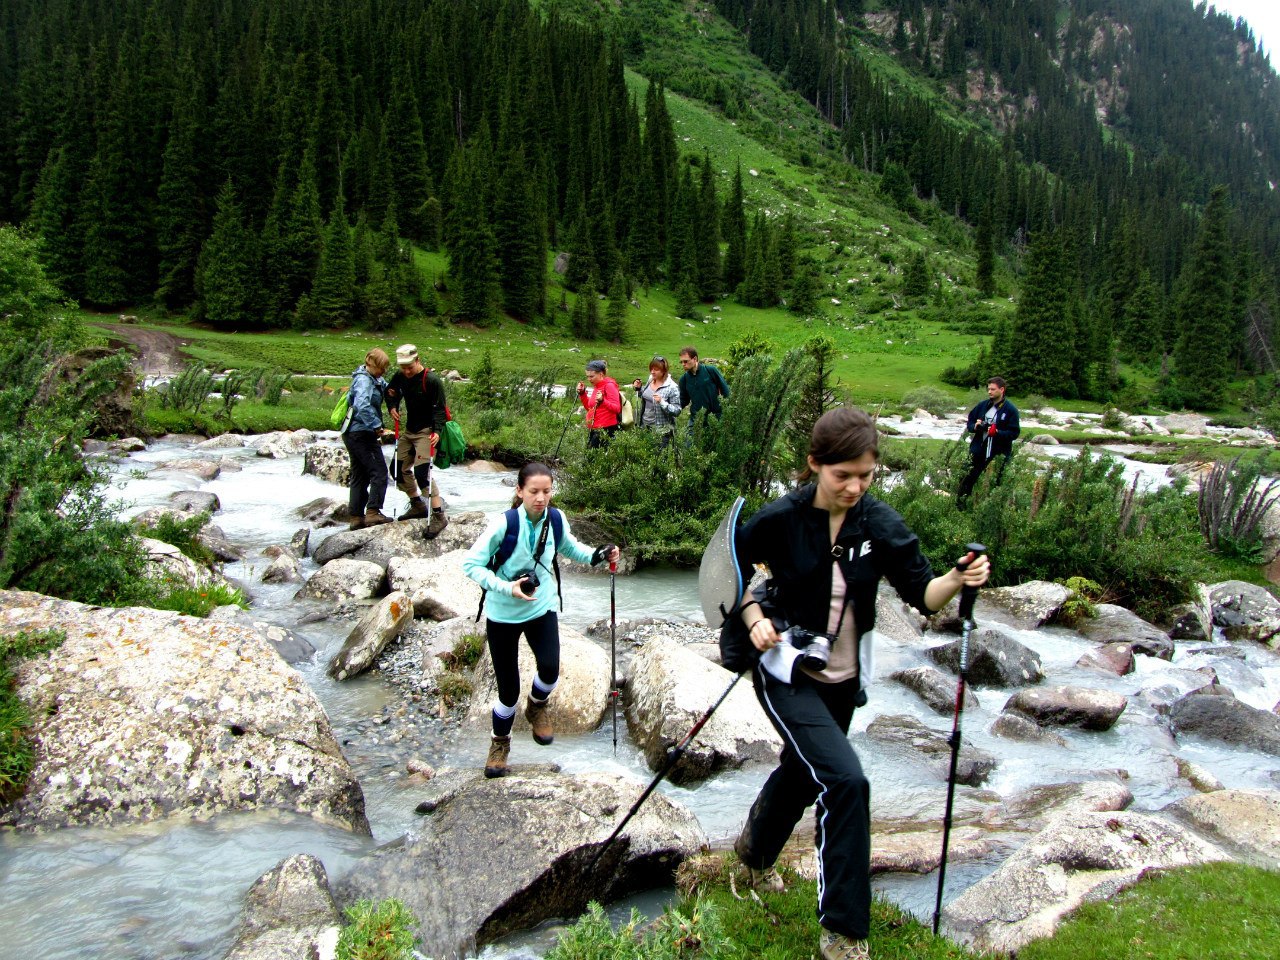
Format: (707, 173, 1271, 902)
(385, 344, 449, 538)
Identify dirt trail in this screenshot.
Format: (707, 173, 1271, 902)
(94, 323, 192, 379)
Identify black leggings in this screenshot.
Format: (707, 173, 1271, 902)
(742, 668, 869, 940)
(486, 611, 560, 713)
(343, 429, 388, 515)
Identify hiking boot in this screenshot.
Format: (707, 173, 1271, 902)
(484, 736, 511, 778)
(525, 696, 554, 745)
(363, 509, 393, 527)
(819, 930, 869, 960)
(401, 499, 429, 521)
(733, 823, 786, 891)
(347, 515, 366, 531)
(425, 508, 449, 539)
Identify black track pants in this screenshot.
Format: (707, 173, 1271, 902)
(486, 611, 560, 711)
(343, 430, 387, 515)
(742, 668, 870, 940)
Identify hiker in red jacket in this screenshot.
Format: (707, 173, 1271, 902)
(576, 359, 622, 448)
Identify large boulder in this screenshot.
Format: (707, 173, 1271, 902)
(1076, 604, 1174, 659)
(943, 810, 1225, 952)
(198, 524, 244, 563)
(1160, 413, 1208, 435)
(155, 458, 222, 481)
(0, 590, 368, 833)
(247, 430, 315, 459)
(194, 433, 247, 451)
(1075, 642, 1135, 676)
(1169, 692, 1280, 755)
(334, 769, 705, 959)
(926, 628, 1044, 687)
(1210, 580, 1280, 631)
(624, 636, 781, 784)
(864, 714, 997, 786)
(1164, 585, 1212, 642)
(207, 607, 317, 664)
(465, 627, 610, 736)
(297, 559, 386, 602)
(223, 854, 341, 960)
(313, 511, 487, 569)
(387, 551, 481, 621)
(1003, 686, 1128, 731)
(328, 592, 414, 680)
(981, 781, 1134, 834)
(1163, 789, 1280, 866)
(302, 443, 350, 486)
(140, 536, 229, 591)
(169, 489, 222, 515)
(975, 581, 1070, 628)
(889, 666, 977, 715)
(262, 553, 303, 585)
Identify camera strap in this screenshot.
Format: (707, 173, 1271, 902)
(530, 510, 564, 612)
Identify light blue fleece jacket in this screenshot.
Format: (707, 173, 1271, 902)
(461, 504, 597, 623)
(345, 366, 387, 433)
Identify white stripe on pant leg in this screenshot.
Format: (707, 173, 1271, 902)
(757, 669, 835, 930)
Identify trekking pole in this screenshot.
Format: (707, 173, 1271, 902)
(552, 399, 576, 462)
(390, 417, 401, 519)
(932, 543, 988, 936)
(589, 669, 745, 873)
(609, 555, 619, 755)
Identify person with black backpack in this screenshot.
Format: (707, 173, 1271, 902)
(385, 343, 449, 538)
(728, 408, 989, 960)
(461, 462, 619, 778)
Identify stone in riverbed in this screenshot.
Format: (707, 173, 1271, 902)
(1076, 604, 1173, 659)
(1163, 788, 1280, 866)
(974, 580, 1070, 628)
(1003, 685, 1128, 731)
(222, 854, 341, 960)
(169, 489, 222, 515)
(198, 524, 243, 562)
(0, 589, 368, 833)
(302, 442, 350, 486)
(262, 552, 302, 584)
(865, 714, 997, 786)
(989, 710, 1068, 746)
(155, 458, 222, 481)
(387, 551, 480, 621)
(889, 665, 977, 715)
(313, 511, 487, 569)
(1076, 642, 1135, 675)
(926, 627, 1044, 687)
(1169, 691, 1280, 755)
(296, 558, 385, 602)
(328, 591, 414, 680)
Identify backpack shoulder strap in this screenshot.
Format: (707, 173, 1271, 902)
(476, 509, 522, 621)
(548, 507, 565, 611)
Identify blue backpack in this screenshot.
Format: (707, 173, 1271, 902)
(474, 507, 565, 621)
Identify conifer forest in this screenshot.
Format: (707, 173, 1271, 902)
(3, 0, 1280, 409)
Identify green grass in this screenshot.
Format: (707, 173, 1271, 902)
(1, 629, 66, 802)
(1017, 863, 1280, 960)
(147, 583, 248, 618)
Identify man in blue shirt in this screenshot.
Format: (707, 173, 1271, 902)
(958, 376, 1020, 503)
(678, 346, 730, 418)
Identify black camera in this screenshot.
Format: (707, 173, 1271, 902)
(781, 625, 833, 671)
(514, 569, 540, 596)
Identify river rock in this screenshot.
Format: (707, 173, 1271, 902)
(989, 710, 1068, 746)
(1160, 413, 1208, 435)
(926, 628, 1044, 687)
(1163, 789, 1280, 865)
(1168, 691, 1280, 755)
(982, 781, 1134, 833)
(942, 810, 1226, 951)
(1164, 586, 1212, 642)
(328, 591, 414, 680)
(297, 558, 386, 602)
(1076, 604, 1173, 659)
(1028, 434, 1059, 445)
(156, 458, 222, 481)
(869, 828, 996, 875)
(387, 551, 480, 621)
(466, 627, 610, 735)
(1076, 642, 1135, 675)
(262, 552, 303, 584)
(199, 524, 244, 562)
(170, 490, 222, 515)
(0, 590, 368, 833)
(194, 433, 247, 451)
(889, 666, 977, 714)
(302, 442, 350, 486)
(334, 769, 705, 959)
(207, 607, 317, 664)
(865, 714, 997, 786)
(313, 511, 486, 569)
(140, 536, 228, 591)
(1175, 757, 1224, 792)
(1210, 580, 1280, 626)
(289, 528, 310, 557)
(248, 429, 315, 459)
(295, 497, 349, 527)
(625, 636, 781, 784)
(1003, 686, 1127, 731)
(223, 854, 341, 960)
(874, 587, 928, 645)
(977, 581, 1070, 628)
(1135, 666, 1221, 713)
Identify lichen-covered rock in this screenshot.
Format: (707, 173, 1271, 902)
(387, 551, 480, 621)
(223, 854, 341, 960)
(624, 636, 781, 784)
(297, 558, 385, 602)
(0, 590, 368, 833)
(1210, 580, 1280, 629)
(1169, 691, 1280, 755)
(1077, 604, 1173, 660)
(262, 553, 303, 585)
(207, 607, 317, 664)
(313, 512, 487, 569)
(865, 714, 997, 786)
(295, 497, 349, 527)
(1076, 642, 1135, 676)
(328, 591, 414, 680)
(466, 627, 610, 736)
(169, 489, 222, 515)
(1003, 685, 1128, 731)
(889, 666, 977, 715)
(927, 628, 1044, 687)
(334, 769, 705, 959)
(302, 443, 350, 486)
(975, 581, 1070, 628)
(140, 536, 230, 591)
(1163, 789, 1280, 866)
(981, 781, 1133, 834)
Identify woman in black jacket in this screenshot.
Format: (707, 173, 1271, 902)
(732, 407, 989, 960)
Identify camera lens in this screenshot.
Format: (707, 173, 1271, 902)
(799, 635, 832, 671)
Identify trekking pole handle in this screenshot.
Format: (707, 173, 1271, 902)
(956, 543, 987, 622)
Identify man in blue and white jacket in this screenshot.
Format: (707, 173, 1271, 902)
(958, 376, 1020, 502)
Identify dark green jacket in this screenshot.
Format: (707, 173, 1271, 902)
(679, 363, 730, 417)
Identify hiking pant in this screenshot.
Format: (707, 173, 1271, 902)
(396, 427, 440, 500)
(343, 429, 388, 515)
(486, 611, 560, 731)
(958, 450, 1009, 500)
(740, 668, 870, 940)
(587, 425, 618, 449)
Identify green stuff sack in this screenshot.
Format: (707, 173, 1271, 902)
(329, 391, 351, 430)
(436, 418, 466, 468)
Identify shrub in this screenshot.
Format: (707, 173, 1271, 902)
(146, 582, 248, 617)
(436, 672, 472, 707)
(901, 386, 956, 416)
(1056, 576, 1102, 626)
(147, 511, 215, 566)
(441, 632, 485, 671)
(1, 628, 66, 802)
(547, 899, 725, 960)
(336, 898, 418, 960)
(1197, 455, 1280, 561)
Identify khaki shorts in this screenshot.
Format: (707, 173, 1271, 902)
(396, 428, 440, 498)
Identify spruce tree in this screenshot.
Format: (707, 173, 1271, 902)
(975, 202, 996, 297)
(694, 154, 721, 299)
(604, 269, 629, 343)
(570, 276, 600, 339)
(196, 181, 259, 331)
(904, 251, 930, 298)
(447, 148, 499, 325)
(789, 261, 821, 315)
(309, 194, 356, 327)
(494, 149, 547, 321)
(155, 61, 208, 308)
(721, 162, 748, 293)
(1173, 186, 1234, 408)
(1009, 229, 1074, 396)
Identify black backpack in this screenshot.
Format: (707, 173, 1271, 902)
(474, 507, 565, 621)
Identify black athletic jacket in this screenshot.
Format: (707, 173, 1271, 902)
(735, 485, 937, 645)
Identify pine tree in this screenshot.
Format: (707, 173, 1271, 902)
(29, 146, 86, 298)
(604, 269, 629, 343)
(570, 276, 600, 339)
(1122, 270, 1163, 362)
(1173, 186, 1234, 408)
(975, 203, 996, 297)
(447, 148, 499, 325)
(904, 250, 930, 298)
(494, 149, 547, 321)
(1009, 230, 1075, 396)
(309, 194, 356, 327)
(721, 162, 748, 292)
(789, 261, 821, 315)
(694, 154, 721, 299)
(155, 61, 208, 309)
(196, 181, 259, 331)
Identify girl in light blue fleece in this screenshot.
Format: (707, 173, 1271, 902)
(461, 462, 619, 777)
